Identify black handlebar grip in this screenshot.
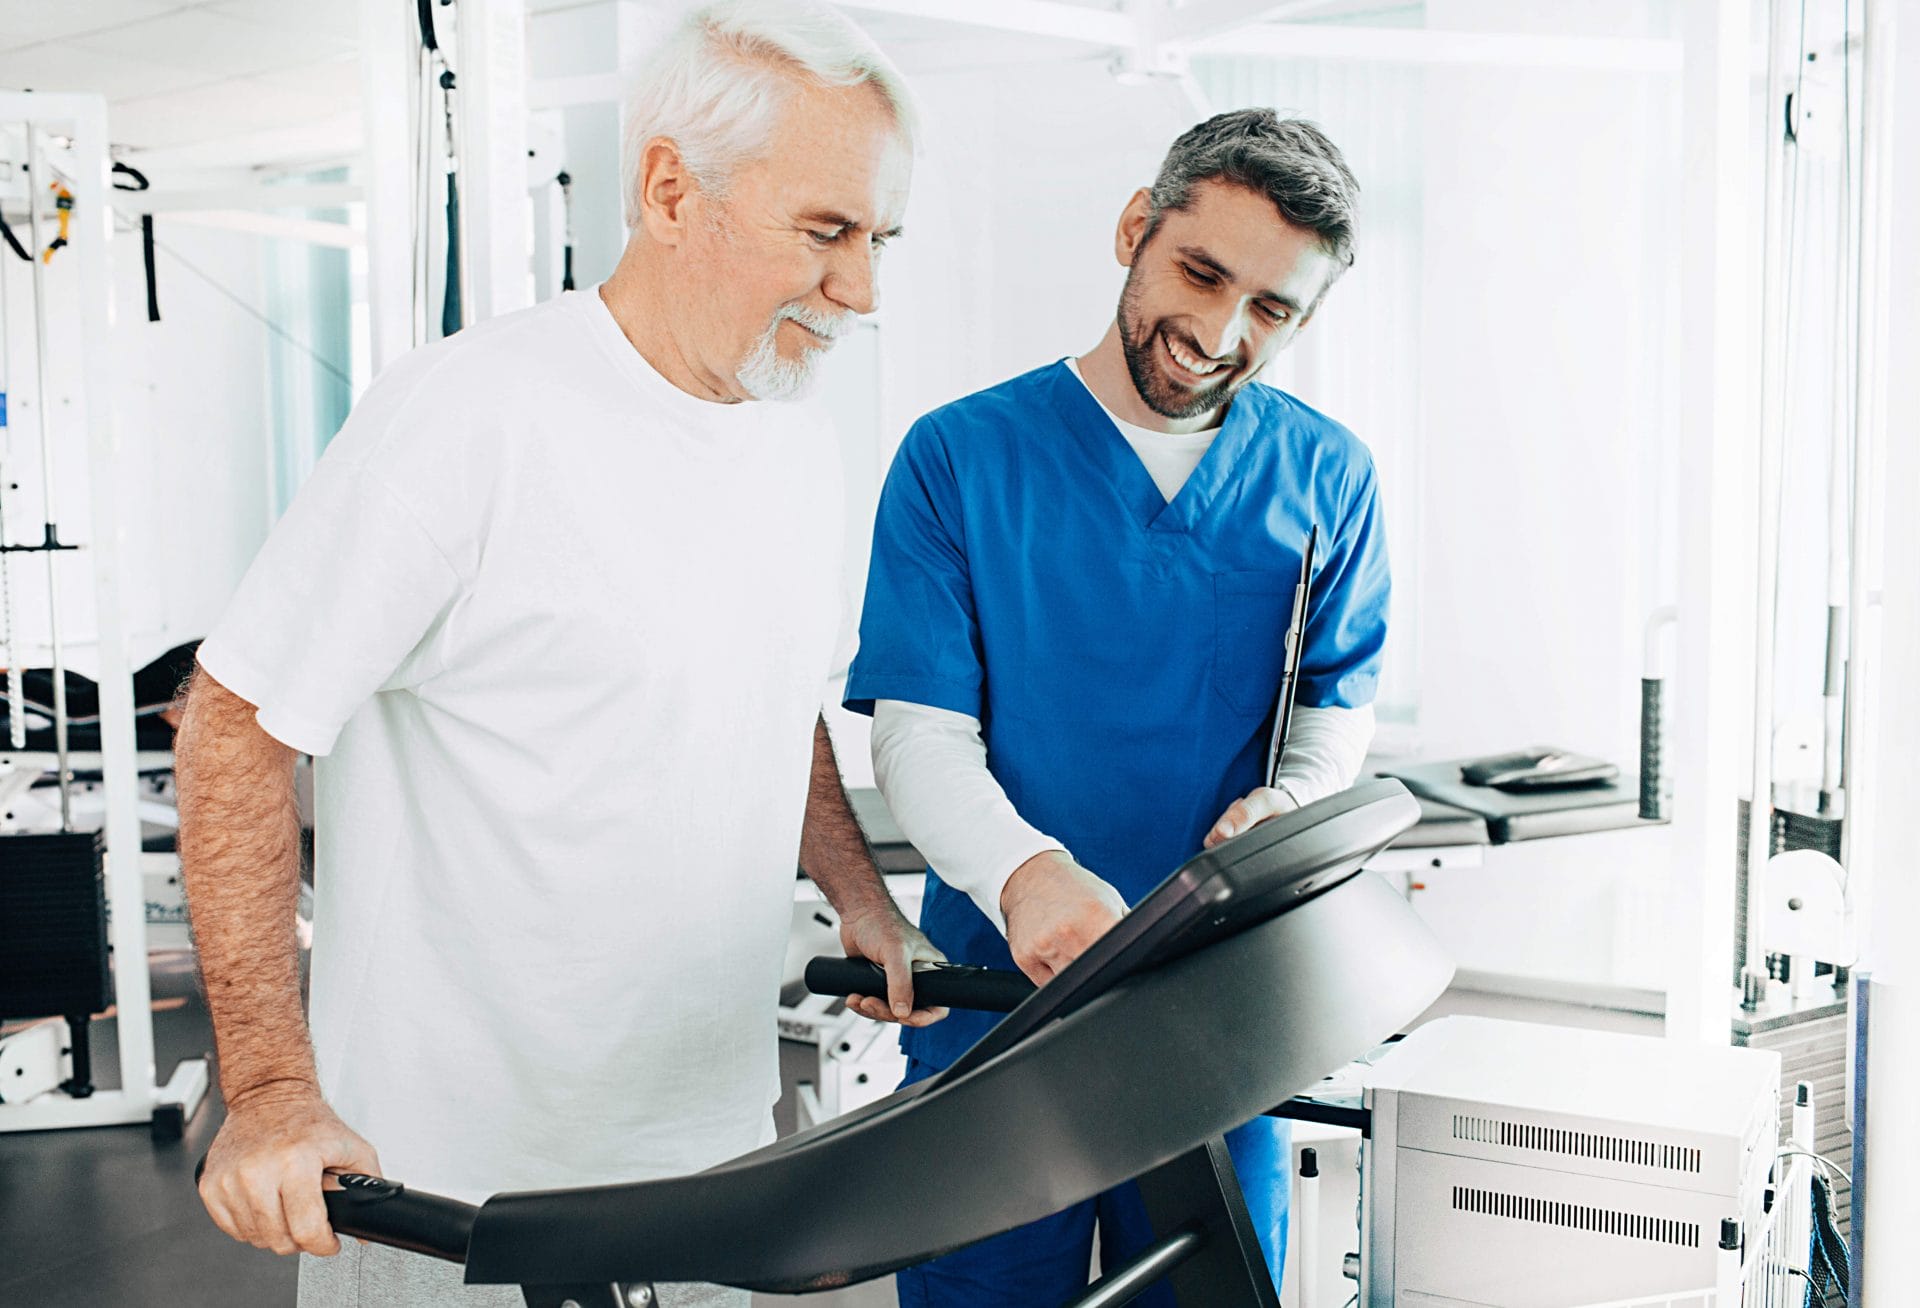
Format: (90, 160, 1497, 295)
(196, 1155, 477, 1264)
(804, 956, 1037, 1013)
(322, 1174, 479, 1263)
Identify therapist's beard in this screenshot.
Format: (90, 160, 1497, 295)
(735, 304, 853, 402)
(1117, 267, 1246, 420)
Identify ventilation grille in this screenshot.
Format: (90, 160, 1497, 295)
(1452, 1185, 1701, 1248)
(1453, 1114, 1702, 1174)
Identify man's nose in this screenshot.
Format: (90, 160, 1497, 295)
(1193, 302, 1248, 362)
(824, 241, 879, 316)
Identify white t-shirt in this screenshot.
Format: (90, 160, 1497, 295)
(197, 289, 844, 1202)
(1064, 355, 1216, 503)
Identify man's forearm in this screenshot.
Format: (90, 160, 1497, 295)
(799, 715, 896, 922)
(176, 669, 318, 1106)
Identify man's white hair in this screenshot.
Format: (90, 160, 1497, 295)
(621, 0, 917, 229)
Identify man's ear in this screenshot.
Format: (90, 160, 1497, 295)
(635, 138, 697, 247)
(1114, 189, 1153, 267)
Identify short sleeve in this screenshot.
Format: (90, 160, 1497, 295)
(1297, 457, 1390, 709)
(843, 418, 985, 719)
(196, 453, 463, 757)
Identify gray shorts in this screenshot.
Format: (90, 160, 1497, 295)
(298, 1243, 749, 1308)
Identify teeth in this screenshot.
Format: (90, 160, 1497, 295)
(1165, 334, 1221, 376)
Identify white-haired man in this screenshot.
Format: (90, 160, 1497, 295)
(180, 5, 934, 1306)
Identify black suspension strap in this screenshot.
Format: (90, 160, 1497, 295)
(111, 161, 160, 322)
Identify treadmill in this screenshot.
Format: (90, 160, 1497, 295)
(240, 778, 1454, 1308)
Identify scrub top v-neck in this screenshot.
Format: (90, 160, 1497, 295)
(847, 358, 1390, 1068)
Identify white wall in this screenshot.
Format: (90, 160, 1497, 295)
(1397, 2, 1683, 987)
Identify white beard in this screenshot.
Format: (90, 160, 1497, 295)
(736, 303, 853, 402)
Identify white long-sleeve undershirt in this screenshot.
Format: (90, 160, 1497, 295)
(870, 698, 1376, 933)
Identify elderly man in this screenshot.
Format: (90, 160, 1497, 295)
(179, 5, 936, 1306)
(846, 111, 1389, 1306)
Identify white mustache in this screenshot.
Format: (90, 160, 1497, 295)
(776, 303, 856, 341)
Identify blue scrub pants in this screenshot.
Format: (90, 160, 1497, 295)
(893, 1058, 1291, 1308)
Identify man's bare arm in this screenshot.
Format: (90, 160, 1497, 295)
(176, 668, 312, 1103)
(176, 667, 379, 1257)
(800, 715, 946, 1025)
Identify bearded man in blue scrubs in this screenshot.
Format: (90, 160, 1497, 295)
(845, 111, 1389, 1307)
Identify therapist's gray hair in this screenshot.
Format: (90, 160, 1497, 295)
(620, 0, 917, 228)
(1146, 110, 1359, 293)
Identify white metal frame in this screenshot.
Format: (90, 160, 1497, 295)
(1663, 0, 1758, 1047)
(0, 91, 208, 1134)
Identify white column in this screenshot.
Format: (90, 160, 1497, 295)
(456, 0, 533, 322)
(360, 0, 417, 376)
(71, 95, 155, 1110)
(1859, 0, 1916, 1298)
(1664, 0, 1757, 1046)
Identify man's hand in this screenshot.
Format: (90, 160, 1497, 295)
(198, 1081, 382, 1257)
(1203, 786, 1300, 849)
(838, 906, 950, 1027)
(1000, 851, 1126, 985)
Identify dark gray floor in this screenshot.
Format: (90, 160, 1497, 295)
(0, 950, 295, 1306)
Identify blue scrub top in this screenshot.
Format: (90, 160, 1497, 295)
(846, 360, 1390, 1069)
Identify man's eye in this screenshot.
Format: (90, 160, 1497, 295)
(1258, 302, 1287, 324)
(1181, 264, 1217, 287)
(808, 229, 841, 245)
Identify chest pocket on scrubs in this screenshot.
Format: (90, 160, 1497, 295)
(1212, 571, 1298, 716)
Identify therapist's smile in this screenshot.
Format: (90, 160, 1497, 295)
(1161, 329, 1236, 385)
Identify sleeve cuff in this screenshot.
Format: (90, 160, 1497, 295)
(843, 674, 982, 720)
(963, 834, 1069, 937)
(195, 641, 345, 757)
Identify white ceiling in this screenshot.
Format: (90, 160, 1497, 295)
(0, 1, 1403, 175)
(0, 0, 360, 172)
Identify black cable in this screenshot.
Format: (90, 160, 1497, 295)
(416, 0, 440, 51)
(557, 170, 575, 291)
(1808, 1172, 1850, 1306)
(152, 238, 352, 390)
(439, 68, 461, 337)
(140, 211, 159, 321)
(0, 210, 30, 262)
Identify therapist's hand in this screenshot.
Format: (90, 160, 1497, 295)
(198, 1080, 381, 1257)
(1204, 786, 1301, 848)
(839, 905, 950, 1027)
(1001, 851, 1127, 985)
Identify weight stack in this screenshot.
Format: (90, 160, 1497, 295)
(1733, 798, 1844, 987)
(0, 831, 113, 1022)
(1734, 998, 1854, 1241)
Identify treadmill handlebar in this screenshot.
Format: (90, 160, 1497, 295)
(320, 1173, 480, 1263)
(192, 1154, 477, 1265)
(804, 956, 1036, 1013)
